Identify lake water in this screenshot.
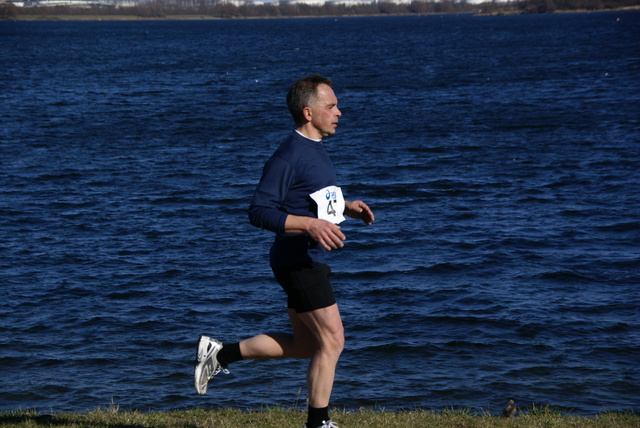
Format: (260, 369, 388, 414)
(1, 12, 639, 416)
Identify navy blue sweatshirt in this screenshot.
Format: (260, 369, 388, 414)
(249, 131, 338, 268)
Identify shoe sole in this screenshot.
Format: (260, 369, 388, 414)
(194, 335, 211, 395)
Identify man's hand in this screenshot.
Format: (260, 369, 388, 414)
(284, 215, 346, 251)
(307, 218, 346, 251)
(344, 200, 375, 226)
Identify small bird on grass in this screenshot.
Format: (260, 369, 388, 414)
(502, 399, 517, 418)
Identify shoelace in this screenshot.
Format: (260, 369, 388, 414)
(212, 364, 230, 376)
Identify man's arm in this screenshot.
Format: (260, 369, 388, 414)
(248, 156, 294, 234)
(284, 215, 346, 251)
(284, 200, 374, 251)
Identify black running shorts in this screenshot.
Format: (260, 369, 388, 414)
(272, 262, 335, 313)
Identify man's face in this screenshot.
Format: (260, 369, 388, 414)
(306, 84, 342, 139)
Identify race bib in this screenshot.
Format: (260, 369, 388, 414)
(310, 185, 345, 224)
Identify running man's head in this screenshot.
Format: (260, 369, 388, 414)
(287, 74, 342, 139)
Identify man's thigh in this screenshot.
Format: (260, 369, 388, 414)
(273, 262, 336, 313)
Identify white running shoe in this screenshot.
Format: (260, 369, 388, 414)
(302, 421, 339, 428)
(194, 335, 228, 395)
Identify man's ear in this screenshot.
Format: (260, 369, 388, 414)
(303, 107, 312, 122)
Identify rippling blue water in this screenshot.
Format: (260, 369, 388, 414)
(1, 12, 639, 416)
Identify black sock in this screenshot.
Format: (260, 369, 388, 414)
(307, 406, 329, 428)
(216, 342, 242, 368)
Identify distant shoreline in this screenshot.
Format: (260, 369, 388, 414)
(4, 6, 639, 21)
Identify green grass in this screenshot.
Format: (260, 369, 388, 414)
(1, 406, 638, 428)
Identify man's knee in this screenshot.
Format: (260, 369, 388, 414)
(326, 328, 345, 357)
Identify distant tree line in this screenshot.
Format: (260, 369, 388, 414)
(2, 0, 639, 20)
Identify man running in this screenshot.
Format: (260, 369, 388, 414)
(194, 74, 374, 428)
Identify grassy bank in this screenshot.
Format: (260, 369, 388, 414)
(1, 407, 638, 427)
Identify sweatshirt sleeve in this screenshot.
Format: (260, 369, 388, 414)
(248, 155, 295, 233)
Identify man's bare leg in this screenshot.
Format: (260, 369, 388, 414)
(297, 304, 344, 408)
(238, 304, 344, 407)
(238, 309, 314, 359)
